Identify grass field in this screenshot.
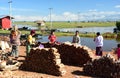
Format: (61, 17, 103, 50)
(13, 21, 116, 29)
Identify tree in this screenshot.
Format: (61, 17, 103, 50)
(116, 21, 120, 31)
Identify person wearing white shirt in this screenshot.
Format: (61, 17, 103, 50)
(94, 32, 103, 56)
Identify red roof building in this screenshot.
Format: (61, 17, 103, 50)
(0, 15, 13, 29)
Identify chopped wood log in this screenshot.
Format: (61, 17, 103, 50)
(54, 42, 95, 66)
(20, 48, 66, 76)
(83, 54, 120, 78)
(40, 42, 95, 66)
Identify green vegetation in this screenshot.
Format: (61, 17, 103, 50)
(49, 32, 117, 39)
(13, 21, 37, 26)
(13, 21, 116, 29)
(20, 30, 42, 34)
(0, 29, 41, 35)
(0, 29, 10, 34)
(116, 21, 120, 31)
(0, 29, 118, 39)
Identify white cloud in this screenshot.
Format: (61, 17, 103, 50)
(13, 15, 43, 21)
(13, 11, 120, 21)
(1, 6, 120, 21)
(0, 7, 8, 10)
(88, 9, 97, 12)
(14, 12, 78, 21)
(115, 5, 120, 8)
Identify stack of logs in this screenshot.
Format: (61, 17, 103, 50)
(83, 54, 120, 78)
(20, 48, 66, 76)
(53, 42, 95, 66)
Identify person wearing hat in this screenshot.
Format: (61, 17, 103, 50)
(94, 32, 103, 56)
(26, 30, 36, 56)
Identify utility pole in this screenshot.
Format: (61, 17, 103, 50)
(49, 8, 53, 30)
(8, 0, 12, 27)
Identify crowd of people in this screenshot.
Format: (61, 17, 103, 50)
(4, 25, 120, 60)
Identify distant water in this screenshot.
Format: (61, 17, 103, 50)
(17, 25, 38, 30)
(57, 26, 115, 33)
(17, 25, 115, 33)
(38, 36, 119, 51)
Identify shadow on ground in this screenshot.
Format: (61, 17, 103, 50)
(72, 70, 101, 78)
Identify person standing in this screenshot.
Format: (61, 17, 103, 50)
(94, 32, 103, 56)
(48, 31, 57, 44)
(72, 31, 81, 45)
(10, 29, 21, 59)
(26, 30, 36, 56)
(116, 44, 120, 60)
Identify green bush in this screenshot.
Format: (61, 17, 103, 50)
(116, 21, 120, 31)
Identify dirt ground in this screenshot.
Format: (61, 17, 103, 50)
(0, 46, 117, 78)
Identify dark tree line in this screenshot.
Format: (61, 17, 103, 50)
(116, 21, 120, 31)
(114, 21, 120, 33)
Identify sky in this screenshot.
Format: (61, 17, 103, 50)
(0, 0, 120, 21)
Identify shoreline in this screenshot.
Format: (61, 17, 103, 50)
(0, 34, 117, 52)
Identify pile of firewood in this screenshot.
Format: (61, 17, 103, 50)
(83, 54, 120, 78)
(39, 42, 95, 66)
(20, 48, 66, 76)
(113, 61, 120, 78)
(54, 42, 95, 66)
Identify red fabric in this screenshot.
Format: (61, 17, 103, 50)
(30, 30, 35, 34)
(117, 48, 120, 59)
(48, 35, 56, 43)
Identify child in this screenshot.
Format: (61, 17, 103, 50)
(116, 44, 120, 60)
(26, 30, 36, 56)
(10, 30, 21, 59)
